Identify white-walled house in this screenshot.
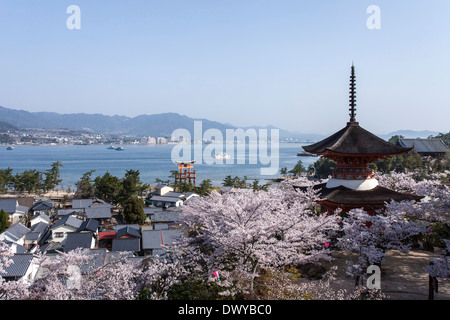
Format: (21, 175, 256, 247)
(0, 223, 31, 246)
(147, 185, 199, 209)
(0, 254, 39, 283)
(150, 195, 184, 208)
(154, 184, 174, 196)
(0, 198, 29, 224)
(30, 212, 50, 227)
(50, 216, 83, 244)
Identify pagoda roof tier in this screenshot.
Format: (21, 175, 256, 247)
(294, 183, 423, 206)
(303, 122, 412, 156)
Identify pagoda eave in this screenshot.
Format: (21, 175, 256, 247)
(317, 199, 387, 215)
(315, 149, 412, 160)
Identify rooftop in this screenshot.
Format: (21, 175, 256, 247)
(397, 138, 449, 154)
(303, 122, 412, 156)
(64, 232, 94, 252)
(112, 238, 140, 252)
(0, 254, 34, 278)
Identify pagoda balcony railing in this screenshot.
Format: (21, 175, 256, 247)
(332, 167, 375, 180)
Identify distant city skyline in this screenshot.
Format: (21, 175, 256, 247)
(0, 1, 449, 135)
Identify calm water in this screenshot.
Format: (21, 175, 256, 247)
(0, 143, 318, 188)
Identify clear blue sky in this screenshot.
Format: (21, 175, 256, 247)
(0, 0, 449, 135)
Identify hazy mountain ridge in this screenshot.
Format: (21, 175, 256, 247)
(379, 130, 443, 140)
(0, 105, 444, 141)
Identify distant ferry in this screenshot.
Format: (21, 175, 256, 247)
(214, 152, 230, 159)
(115, 147, 125, 151)
(6, 146, 14, 150)
(296, 151, 316, 157)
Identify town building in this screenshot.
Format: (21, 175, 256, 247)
(0, 198, 30, 224)
(396, 138, 449, 158)
(146, 184, 198, 209)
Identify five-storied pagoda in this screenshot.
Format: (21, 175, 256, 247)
(300, 65, 422, 214)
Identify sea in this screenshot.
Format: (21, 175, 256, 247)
(0, 143, 318, 189)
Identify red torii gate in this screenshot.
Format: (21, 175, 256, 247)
(174, 161, 196, 186)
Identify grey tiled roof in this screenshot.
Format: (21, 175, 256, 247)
(303, 122, 412, 155)
(85, 206, 111, 219)
(64, 232, 94, 252)
(72, 198, 109, 209)
(24, 232, 41, 241)
(31, 222, 49, 234)
(0, 198, 18, 214)
(398, 138, 449, 153)
(51, 215, 83, 230)
(1, 223, 31, 242)
(116, 226, 140, 238)
(31, 212, 50, 223)
(141, 230, 163, 250)
(141, 230, 181, 250)
(16, 205, 30, 214)
(150, 211, 180, 223)
(150, 196, 183, 203)
(31, 201, 53, 211)
(112, 238, 140, 252)
(77, 219, 99, 233)
(0, 254, 34, 278)
(143, 207, 163, 215)
(57, 209, 82, 216)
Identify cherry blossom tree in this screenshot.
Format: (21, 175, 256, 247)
(377, 171, 450, 250)
(181, 188, 341, 295)
(262, 266, 386, 300)
(337, 207, 425, 282)
(28, 249, 144, 300)
(0, 241, 30, 300)
(426, 240, 450, 279)
(138, 252, 192, 300)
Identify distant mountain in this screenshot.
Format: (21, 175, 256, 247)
(0, 121, 19, 132)
(0, 106, 235, 137)
(379, 130, 443, 140)
(4, 105, 440, 142)
(3, 105, 318, 139)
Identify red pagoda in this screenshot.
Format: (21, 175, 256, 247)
(299, 65, 422, 214)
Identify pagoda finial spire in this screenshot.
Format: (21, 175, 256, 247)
(349, 64, 357, 123)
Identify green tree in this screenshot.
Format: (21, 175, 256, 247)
(251, 179, 269, 191)
(93, 172, 122, 205)
(0, 168, 14, 193)
(0, 209, 10, 233)
(374, 151, 424, 175)
(195, 179, 214, 196)
(222, 175, 249, 188)
(312, 158, 337, 179)
(43, 161, 63, 192)
(74, 170, 96, 199)
(222, 175, 234, 187)
(122, 196, 146, 224)
(433, 132, 450, 147)
(289, 160, 306, 177)
(388, 135, 404, 145)
(14, 169, 42, 194)
(120, 169, 149, 203)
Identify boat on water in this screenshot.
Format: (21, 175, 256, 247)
(296, 151, 317, 157)
(107, 146, 116, 149)
(115, 147, 125, 151)
(6, 146, 14, 150)
(214, 152, 231, 159)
